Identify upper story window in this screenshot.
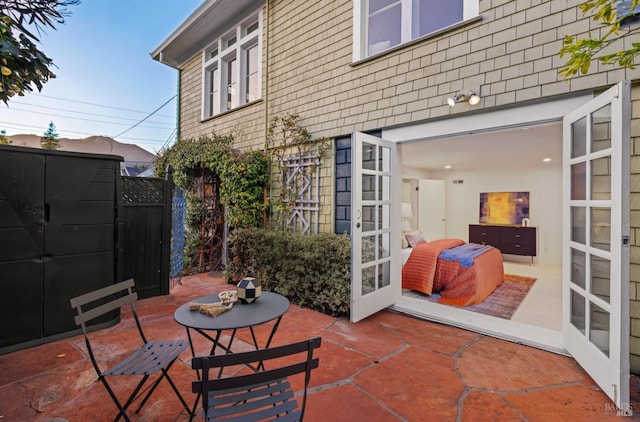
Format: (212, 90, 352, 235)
(353, 0, 478, 60)
(203, 11, 262, 118)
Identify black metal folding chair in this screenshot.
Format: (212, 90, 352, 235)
(192, 337, 321, 421)
(70, 278, 191, 422)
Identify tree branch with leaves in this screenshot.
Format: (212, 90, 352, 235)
(559, 0, 640, 78)
(0, 0, 79, 103)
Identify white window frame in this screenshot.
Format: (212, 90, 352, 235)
(352, 0, 479, 61)
(243, 42, 260, 103)
(222, 52, 238, 110)
(202, 10, 262, 119)
(206, 65, 220, 117)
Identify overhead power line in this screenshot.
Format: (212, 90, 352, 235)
(0, 120, 169, 145)
(5, 106, 174, 129)
(3, 94, 178, 153)
(9, 100, 175, 126)
(112, 95, 177, 138)
(30, 93, 176, 118)
(158, 127, 178, 152)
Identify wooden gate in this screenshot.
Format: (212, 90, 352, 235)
(121, 169, 174, 298)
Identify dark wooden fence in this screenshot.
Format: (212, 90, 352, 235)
(0, 146, 177, 353)
(121, 168, 174, 298)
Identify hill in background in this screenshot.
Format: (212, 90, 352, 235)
(7, 134, 156, 163)
(6, 134, 157, 176)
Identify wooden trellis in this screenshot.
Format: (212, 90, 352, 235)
(283, 152, 321, 233)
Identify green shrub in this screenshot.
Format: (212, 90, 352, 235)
(224, 228, 351, 317)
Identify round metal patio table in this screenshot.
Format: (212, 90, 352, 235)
(174, 291, 290, 419)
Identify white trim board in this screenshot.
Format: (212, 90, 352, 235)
(382, 94, 593, 143)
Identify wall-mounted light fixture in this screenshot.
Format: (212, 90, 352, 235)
(447, 90, 481, 107)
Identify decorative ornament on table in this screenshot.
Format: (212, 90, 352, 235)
(236, 277, 262, 304)
(189, 290, 237, 317)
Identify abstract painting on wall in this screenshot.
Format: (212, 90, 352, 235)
(479, 192, 529, 225)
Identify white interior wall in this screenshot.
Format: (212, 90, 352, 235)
(429, 165, 562, 265)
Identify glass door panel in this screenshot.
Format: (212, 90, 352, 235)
(379, 261, 390, 288)
(361, 235, 376, 264)
(570, 288, 586, 334)
(362, 174, 376, 200)
(591, 208, 611, 251)
(362, 142, 376, 170)
(571, 207, 586, 244)
(362, 263, 375, 295)
(570, 248, 586, 289)
(571, 162, 586, 200)
(591, 156, 611, 200)
(351, 132, 401, 323)
(591, 104, 611, 152)
(362, 205, 376, 232)
(591, 255, 611, 303)
(571, 116, 587, 158)
(590, 302, 610, 357)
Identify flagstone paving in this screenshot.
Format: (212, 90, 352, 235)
(0, 271, 638, 421)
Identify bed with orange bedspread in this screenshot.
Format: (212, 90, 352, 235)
(402, 238, 504, 306)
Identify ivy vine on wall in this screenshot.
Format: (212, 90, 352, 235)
(154, 114, 330, 275)
(154, 132, 269, 230)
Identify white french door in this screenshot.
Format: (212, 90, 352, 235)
(562, 81, 631, 410)
(350, 132, 401, 323)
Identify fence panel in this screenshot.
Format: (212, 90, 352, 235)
(121, 173, 173, 298)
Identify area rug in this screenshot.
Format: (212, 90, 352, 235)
(403, 274, 537, 320)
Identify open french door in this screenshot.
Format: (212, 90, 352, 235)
(562, 81, 631, 410)
(350, 132, 402, 323)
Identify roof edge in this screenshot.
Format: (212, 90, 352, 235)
(151, 0, 264, 69)
(151, 0, 220, 68)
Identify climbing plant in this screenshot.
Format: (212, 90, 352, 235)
(155, 133, 269, 274)
(155, 132, 269, 230)
(265, 114, 330, 232)
(155, 115, 329, 274)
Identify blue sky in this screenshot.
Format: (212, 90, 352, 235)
(1, 0, 203, 153)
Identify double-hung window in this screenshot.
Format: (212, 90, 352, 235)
(353, 0, 478, 60)
(203, 11, 262, 118)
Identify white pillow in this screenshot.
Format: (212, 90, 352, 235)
(405, 231, 426, 248)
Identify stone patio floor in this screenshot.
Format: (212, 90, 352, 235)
(1, 271, 639, 421)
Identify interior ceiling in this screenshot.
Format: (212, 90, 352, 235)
(399, 122, 563, 172)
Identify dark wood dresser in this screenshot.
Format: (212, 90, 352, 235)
(468, 224, 537, 263)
